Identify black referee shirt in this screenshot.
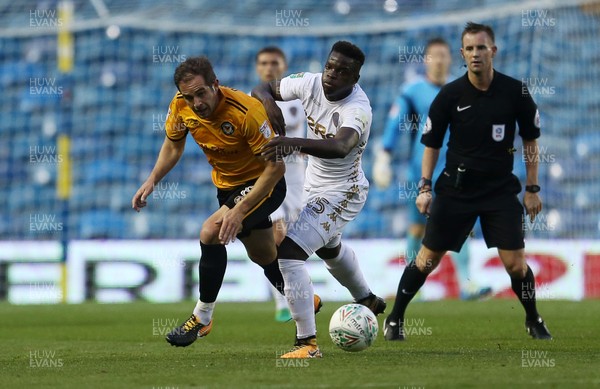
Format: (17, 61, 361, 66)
(422, 70, 540, 176)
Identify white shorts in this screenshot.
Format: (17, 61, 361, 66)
(287, 183, 369, 256)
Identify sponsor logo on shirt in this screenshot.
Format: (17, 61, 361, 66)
(198, 144, 239, 155)
(184, 118, 200, 128)
(234, 186, 253, 204)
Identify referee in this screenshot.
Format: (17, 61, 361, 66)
(384, 22, 552, 341)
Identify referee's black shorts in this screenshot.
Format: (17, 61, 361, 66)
(422, 169, 524, 252)
(216, 177, 286, 239)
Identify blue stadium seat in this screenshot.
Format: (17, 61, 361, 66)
(7, 185, 38, 214)
(79, 209, 127, 239)
(574, 133, 600, 159)
(79, 158, 137, 185)
(0, 60, 45, 88)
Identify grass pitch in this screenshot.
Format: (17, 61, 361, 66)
(1, 299, 599, 388)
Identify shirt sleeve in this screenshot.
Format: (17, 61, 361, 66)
(279, 72, 313, 102)
(243, 104, 276, 155)
(421, 88, 450, 149)
(516, 84, 541, 140)
(382, 92, 412, 152)
(164, 96, 188, 141)
(340, 104, 371, 136)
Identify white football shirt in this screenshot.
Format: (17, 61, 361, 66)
(279, 72, 371, 188)
(277, 99, 306, 185)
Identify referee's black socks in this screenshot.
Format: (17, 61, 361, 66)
(511, 265, 540, 321)
(388, 261, 428, 323)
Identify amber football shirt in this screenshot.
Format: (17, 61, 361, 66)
(165, 87, 275, 190)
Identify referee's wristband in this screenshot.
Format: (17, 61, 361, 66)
(418, 177, 432, 190)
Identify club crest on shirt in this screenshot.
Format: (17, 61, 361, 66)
(259, 120, 272, 139)
(221, 121, 234, 135)
(492, 124, 505, 142)
(332, 112, 340, 128)
(534, 109, 541, 129)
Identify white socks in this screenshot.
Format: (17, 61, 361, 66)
(193, 300, 215, 325)
(322, 243, 371, 301)
(271, 284, 289, 310)
(279, 258, 316, 338)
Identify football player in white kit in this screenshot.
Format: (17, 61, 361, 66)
(255, 46, 307, 322)
(253, 41, 386, 358)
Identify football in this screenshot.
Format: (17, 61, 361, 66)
(329, 303, 378, 352)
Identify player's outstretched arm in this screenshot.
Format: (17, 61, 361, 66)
(252, 80, 286, 135)
(261, 127, 358, 161)
(252, 79, 283, 101)
(131, 137, 186, 212)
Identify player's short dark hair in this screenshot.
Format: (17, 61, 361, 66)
(461, 22, 495, 44)
(255, 46, 287, 64)
(425, 38, 450, 51)
(173, 56, 216, 88)
(330, 40, 365, 69)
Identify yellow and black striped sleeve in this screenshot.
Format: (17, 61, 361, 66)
(242, 103, 275, 156)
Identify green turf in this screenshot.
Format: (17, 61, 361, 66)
(1, 299, 599, 388)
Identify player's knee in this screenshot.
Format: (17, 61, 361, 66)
(504, 260, 527, 278)
(416, 246, 444, 274)
(200, 222, 220, 245)
(499, 249, 527, 278)
(316, 245, 340, 260)
(247, 246, 277, 266)
(273, 220, 287, 246)
(408, 224, 426, 238)
(277, 237, 309, 261)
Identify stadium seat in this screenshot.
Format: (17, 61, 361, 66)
(79, 209, 127, 239)
(79, 159, 137, 185)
